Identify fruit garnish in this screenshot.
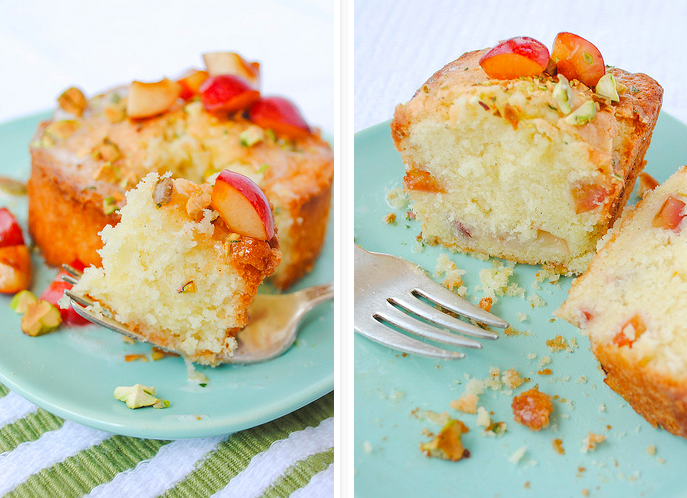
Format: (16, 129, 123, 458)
(653, 196, 686, 231)
(0, 208, 25, 248)
(21, 300, 62, 337)
(199, 75, 261, 113)
(40, 259, 90, 326)
(57, 87, 87, 116)
(248, 97, 311, 140)
(0, 177, 27, 196)
(127, 79, 182, 119)
(10, 289, 38, 314)
(420, 419, 470, 462)
(153, 176, 174, 206)
(403, 169, 445, 193)
(552, 74, 573, 114)
(596, 73, 620, 102)
(0, 245, 31, 294)
(478, 36, 550, 80)
(211, 170, 275, 240)
(564, 100, 596, 126)
(203, 52, 260, 88)
(571, 182, 608, 213)
(551, 32, 605, 87)
(114, 384, 161, 409)
(613, 314, 646, 348)
(177, 70, 209, 100)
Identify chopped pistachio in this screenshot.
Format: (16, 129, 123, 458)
(104, 104, 127, 123)
(153, 176, 174, 206)
(92, 138, 122, 162)
(565, 100, 596, 126)
(44, 120, 80, 141)
(583, 52, 594, 65)
(0, 177, 27, 196)
(239, 127, 265, 147)
(10, 290, 38, 314)
(265, 129, 277, 142)
(553, 74, 574, 115)
(186, 191, 212, 220)
(114, 384, 159, 409)
(596, 73, 620, 102)
(420, 419, 470, 461)
(153, 399, 170, 409)
(103, 196, 119, 215)
(57, 87, 87, 116)
(179, 281, 197, 294)
(21, 300, 62, 336)
(93, 163, 121, 183)
(258, 164, 270, 174)
(631, 85, 640, 94)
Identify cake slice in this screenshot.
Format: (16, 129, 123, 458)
(71, 172, 280, 366)
(29, 53, 332, 289)
(392, 37, 662, 274)
(557, 167, 687, 437)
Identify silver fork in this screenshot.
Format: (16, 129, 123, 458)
(61, 265, 334, 364)
(354, 245, 509, 359)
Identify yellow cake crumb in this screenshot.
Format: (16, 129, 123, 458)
(450, 394, 479, 414)
(546, 335, 569, 352)
(581, 432, 606, 453)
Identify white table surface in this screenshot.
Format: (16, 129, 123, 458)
(355, 0, 687, 132)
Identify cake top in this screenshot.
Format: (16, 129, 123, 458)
(30, 52, 333, 215)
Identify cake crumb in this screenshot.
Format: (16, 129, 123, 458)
(385, 187, 408, 209)
(476, 406, 491, 428)
(478, 297, 493, 312)
(477, 264, 513, 300)
(502, 368, 527, 389)
(552, 438, 565, 455)
(450, 394, 479, 414)
(508, 446, 527, 464)
(581, 489, 589, 497)
(383, 213, 396, 224)
(516, 312, 529, 322)
(484, 421, 507, 437)
(524, 482, 530, 489)
(598, 403, 606, 412)
(434, 254, 467, 296)
(413, 410, 451, 427)
(540, 356, 551, 367)
(537, 368, 552, 375)
(581, 432, 606, 453)
(646, 444, 656, 456)
(420, 419, 470, 462)
(527, 293, 547, 308)
(527, 353, 537, 360)
(569, 337, 579, 349)
(575, 376, 587, 384)
(363, 441, 373, 454)
(546, 335, 568, 352)
(512, 385, 553, 431)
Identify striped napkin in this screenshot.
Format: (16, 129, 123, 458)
(0, 384, 333, 497)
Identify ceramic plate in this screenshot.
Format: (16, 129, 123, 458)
(0, 112, 334, 439)
(354, 114, 687, 497)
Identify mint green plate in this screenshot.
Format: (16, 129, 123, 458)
(355, 114, 687, 497)
(0, 113, 333, 439)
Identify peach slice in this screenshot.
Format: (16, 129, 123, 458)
(613, 314, 646, 348)
(177, 70, 209, 100)
(551, 32, 605, 87)
(127, 79, 182, 119)
(0, 208, 25, 248)
(653, 196, 686, 231)
(203, 52, 260, 88)
(479, 36, 550, 80)
(571, 183, 608, 214)
(0, 245, 31, 294)
(211, 170, 275, 240)
(199, 75, 261, 113)
(248, 97, 311, 140)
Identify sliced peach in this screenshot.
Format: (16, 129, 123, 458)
(211, 170, 275, 240)
(0, 208, 25, 248)
(613, 314, 646, 348)
(177, 70, 208, 100)
(248, 97, 311, 140)
(199, 75, 261, 113)
(571, 183, 608, 214)
(551, 32, 605, 87)
(127, 79, 182, 119)
(0, 245, 31, 294)
(653, 196, 686, 231)
(203, 52, 260, 88)
(403, 169, 445, 193)
(479, 36, 550, 80)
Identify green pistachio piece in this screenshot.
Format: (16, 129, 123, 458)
(565, 100, 597, 126)
(21, 300, 62, 336)
(553, 74, 574, 115)
(114, 384, 159, 409)
(10, 290, 38, 314)
(153, 399, 170, 409)
(596, 73, 620, 102)
(103, 196, 119, 215)
(239, 127, 265, 147)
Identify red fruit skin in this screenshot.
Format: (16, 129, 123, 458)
(248, 97, 311, 140)
(479, 36, 550, 79)
(0, 208, 25, 248)
(199, 75, 260, 112)
(40, 259, 90, 326)
(653, 196, 687, 231)
(551, 32, 605, 87)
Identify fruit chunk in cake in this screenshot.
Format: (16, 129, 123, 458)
(391, 34, 662, 274)
(71, 172, 280, 366)
(28, 52, 332, 290)
(557, 166, 687, 437)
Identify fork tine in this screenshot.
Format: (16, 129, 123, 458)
(64, 289, 95, 308)
(389, 292, 498, 340)
(410, 279, 509, 329)
(355, 317, 464, 360)
(376, 305, 482, 349)
(62, 274, 79, 286)
(62, 264, 83, 278)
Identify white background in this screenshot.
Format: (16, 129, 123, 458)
(355, 0, 687, 131)
(0, 0, 335, 133)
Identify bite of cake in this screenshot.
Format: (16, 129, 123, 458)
(71, 171, 280, 366)
(392, 33, 663, 274)
(557, 166, 687, 437)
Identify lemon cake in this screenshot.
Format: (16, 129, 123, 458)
(557, 166, 687, 437)
(29, 54, 332, 289)
(71, 172, 280, 366)
(392, 48, 662, 274)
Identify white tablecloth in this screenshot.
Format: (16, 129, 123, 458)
(355, 0, 687, 131)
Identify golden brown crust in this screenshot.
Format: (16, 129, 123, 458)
(593, 341, 687, 437)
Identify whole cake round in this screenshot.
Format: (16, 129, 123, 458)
(28, 52, 333, 289)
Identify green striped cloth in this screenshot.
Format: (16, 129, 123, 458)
(0, 384, 333, 497)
